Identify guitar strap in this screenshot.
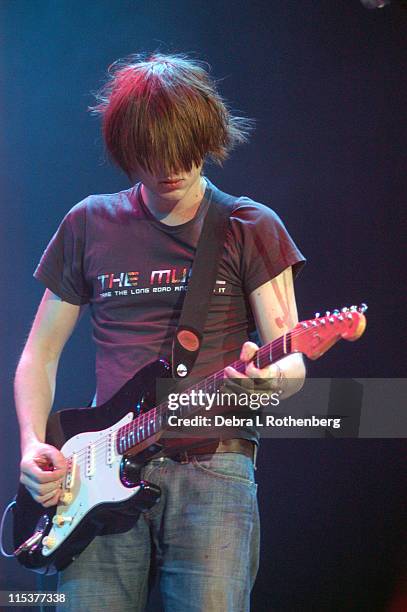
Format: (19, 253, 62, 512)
(171, 181, 238, 379)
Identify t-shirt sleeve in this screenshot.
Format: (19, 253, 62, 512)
(33, 203, 91, 305)
(234, 199, 306, 295)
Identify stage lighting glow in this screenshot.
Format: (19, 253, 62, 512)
(360, 0, 391, 8)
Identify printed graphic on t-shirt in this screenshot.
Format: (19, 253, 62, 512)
(96, 267, 228, 298)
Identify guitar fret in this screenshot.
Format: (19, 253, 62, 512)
(118, 434, 126, 454)
(127, 429, 134, 449)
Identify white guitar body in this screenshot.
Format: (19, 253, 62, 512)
(41, 412, 137, 557)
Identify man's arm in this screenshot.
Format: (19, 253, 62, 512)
(225, 266, 306, 398)
(15, 289, 81, 507)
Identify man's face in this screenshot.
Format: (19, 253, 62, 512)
(135, 162, 204, 201)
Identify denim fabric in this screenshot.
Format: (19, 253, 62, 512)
(57, 452, 260, 612)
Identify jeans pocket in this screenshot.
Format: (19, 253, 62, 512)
(191, 453, 257, 487)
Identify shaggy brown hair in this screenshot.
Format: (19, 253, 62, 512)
(90, 53, 253, 179)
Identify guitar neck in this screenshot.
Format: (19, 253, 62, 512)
(115, 332, 292, 454)
(116, 303, 368, 454)
(229, 332, 292, 374)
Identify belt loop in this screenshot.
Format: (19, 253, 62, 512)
(253, 444, 258, 470)
(179, 450, 190, 464)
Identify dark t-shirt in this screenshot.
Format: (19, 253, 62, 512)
(34, 178, 305, 443)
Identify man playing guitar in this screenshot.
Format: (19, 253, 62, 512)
(15, 53, 306, 611)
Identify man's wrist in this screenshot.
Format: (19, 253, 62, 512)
(270, 362, 285, 396)
(20, 431, 45, 454)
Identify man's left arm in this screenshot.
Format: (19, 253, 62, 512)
(225, 266, 306, 399)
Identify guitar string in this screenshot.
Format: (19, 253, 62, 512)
(109, 313, 359, 445)
(60, 333, 293, 467)
(57, 314, 359, 471)
(58, 314, 358, 471)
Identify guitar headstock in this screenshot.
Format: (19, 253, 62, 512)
(292, 304, 367, 360)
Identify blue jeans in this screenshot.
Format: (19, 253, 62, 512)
(57, 452, 260, 612)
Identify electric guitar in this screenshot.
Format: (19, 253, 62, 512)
(11, 305, 367, 574)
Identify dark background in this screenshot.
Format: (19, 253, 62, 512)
(1, 1, 406, 610)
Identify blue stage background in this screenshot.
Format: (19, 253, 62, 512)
(1, 2, 406, 610)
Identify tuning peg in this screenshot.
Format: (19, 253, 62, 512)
(341, 307, 349, 313)
(333, 309, 340, 315)
(325, 311, 331, 316)
(329, 317, 335, 323)
(350, 305, 357, 311)
(312, 321, 317, 326)
(359, 303, 368, 313)
(338, 315, 344, 321)
(320, 318, 326, 325)
(314, 312, 320, 318)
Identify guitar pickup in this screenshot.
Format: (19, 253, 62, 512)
(85, 444, 95, 477)
(106, 432, 116, 465)
(64, 453, 77, 490)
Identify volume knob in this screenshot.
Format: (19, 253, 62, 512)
(59, 491, 73, 505)
(42, 535, 57, 549)
(52, 514, 73, 526)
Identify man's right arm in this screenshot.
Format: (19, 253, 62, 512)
(15, 289, 81, 507)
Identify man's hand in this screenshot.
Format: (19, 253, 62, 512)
(20, 441, 67, 508)
(225, 341, 306, 399)
(224, 341, 279, 393)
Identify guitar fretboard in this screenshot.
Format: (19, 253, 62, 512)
(115, 331, 292, 454)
